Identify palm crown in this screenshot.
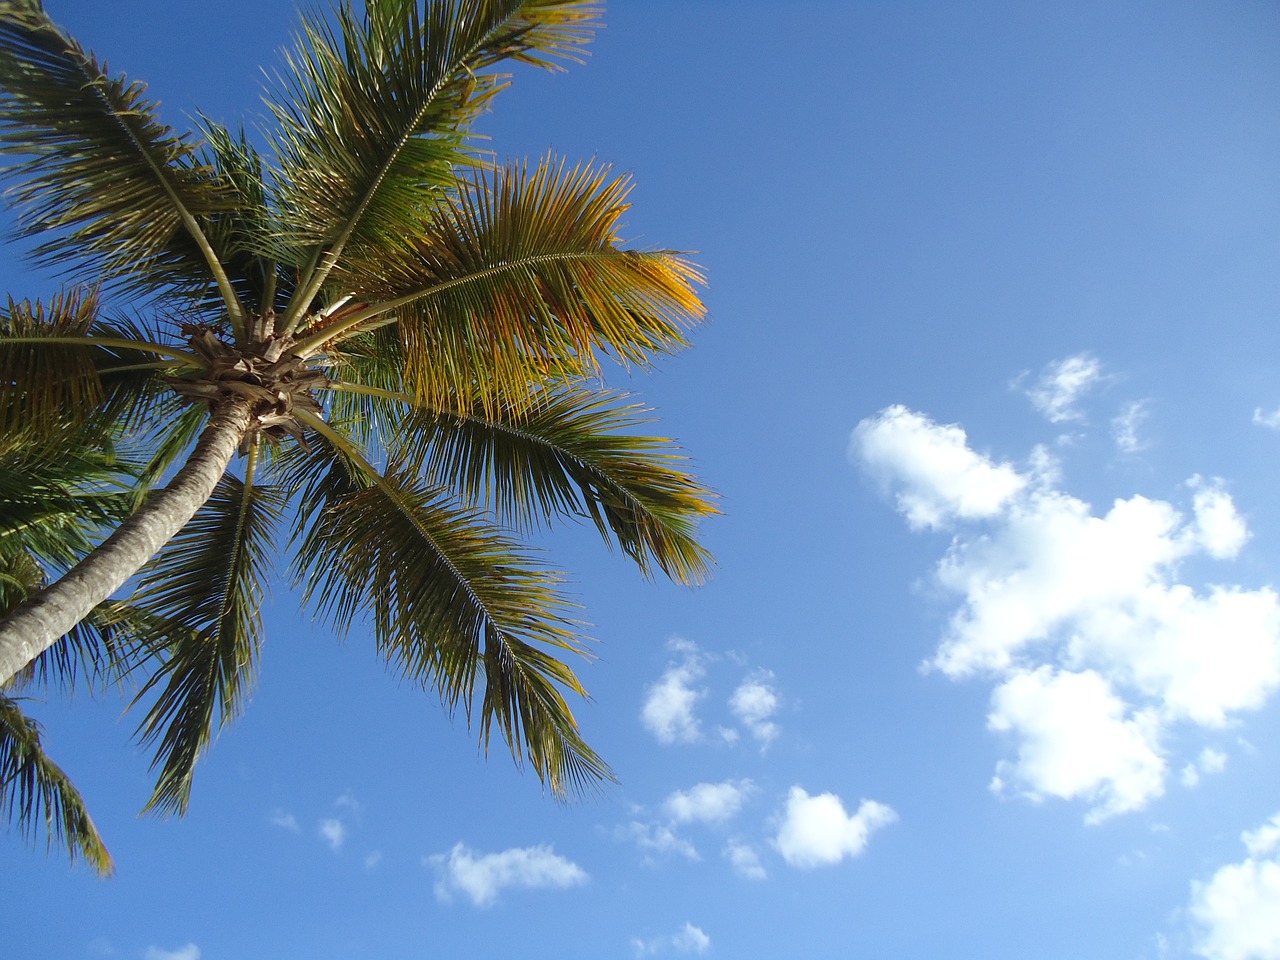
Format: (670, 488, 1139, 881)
(0, 0, 714, 875)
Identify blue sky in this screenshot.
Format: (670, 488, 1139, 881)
(5, 2, 1280, 958)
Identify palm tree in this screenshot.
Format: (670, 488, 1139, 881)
(0, 0, 714, 871)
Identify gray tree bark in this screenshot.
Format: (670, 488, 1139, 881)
(0, 397, 254, 686)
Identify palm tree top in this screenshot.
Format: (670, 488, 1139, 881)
(0, 0, 715, 875)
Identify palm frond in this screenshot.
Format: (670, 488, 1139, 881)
(169, 121, 294, 319)
(0, 423, 134, 569)
(377, 381, 718, 583)
(0, 0, 242, 323)
(0, 289, 101, 444)
(289, 421, 610, 795)
(271, 0, 601, 327)
(304, 157, 705, 416)
(128, 455, 285, 815)
(0, 694, 112, 875)
(0, 292, 192, 447)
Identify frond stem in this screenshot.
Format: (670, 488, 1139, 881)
(2, 336, 199, 366)
(291, 250, 625, 357)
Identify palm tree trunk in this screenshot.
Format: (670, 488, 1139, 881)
(0, 397, 254, 686)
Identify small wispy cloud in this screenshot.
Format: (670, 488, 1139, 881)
(1024, 353, 1103, 423)
(631, 922, 711, 956)
(429, 843, 588, 907)
(1180, 747, 1228, 788)
(1111, 400, 1150, 454)
(620, 820, 700, 862)
(724, 840, 767, 880)
(318, 818, 346, 852)
(1252, 407, 1280, 430)
(145, 946, 200, 960)
(269, 810, 300, 833)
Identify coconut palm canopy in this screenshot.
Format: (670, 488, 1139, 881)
(0, 0, 716, 873)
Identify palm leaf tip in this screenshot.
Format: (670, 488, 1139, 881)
(0, 695, 113, 876)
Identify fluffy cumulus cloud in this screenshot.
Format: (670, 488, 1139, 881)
(1024, 353, 1103, 423)
(664, 780, 754, 825)
(642, 639, 706, 744)
(429, 843, 587, 907)
(729, 671, 780, 746)
(852, 401, 1280, 822)
(631, 923, 711, 956)
(145, 947, 200, 960)
(854, 405, 1025, 530)
(1189, 813, 1280, 960)
(773, 787, 897, 868)
(987, 667, 1165, 822)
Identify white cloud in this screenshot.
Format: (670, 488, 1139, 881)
(269, 810, 300, 832)
(773, 786, 897, 868)
(724, 840, 767, 880)
(364, 851, 383, 870)
(1181, 748, 1229, 789)
(642, 639, 706, 744)
(853, 405, 1026, 530)
(1025, 353, 1103, 423)
(1243, 814, 1280, 859)
(673, 924, 712, 954)
(632, 923, 712, 956)
(1252, 407, 1280, 430)
(987, 667, 1166, 823)
(1190, 479, 1250, 560)
(664, 780, 753, 825)
(1189, 812, 1280, 960)
(1112, 400, 1150, 453)
(429, 843, 587, 908)
(145, 947, 199, 960)
(854, 397, 1280, 823)
(621, 820, 700, 862)
(318, 818, 346, 851)
(729, 672, 780, 746)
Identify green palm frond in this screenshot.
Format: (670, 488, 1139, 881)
(271, 0, 601, 328)
(385, 382, 717, 583)
(0, 0, 242, 325)
(128, 456, 285, 815)
(0, 292, 193, 447)
(0, 289, 101, 444)
(0, 424, 133, 570)
(179, 122, 292, 318)
(0, 694, 112, 875)
(303, 157, 704, 416)
(19, 601, 151, 696)
(290, 422, 609, 795)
